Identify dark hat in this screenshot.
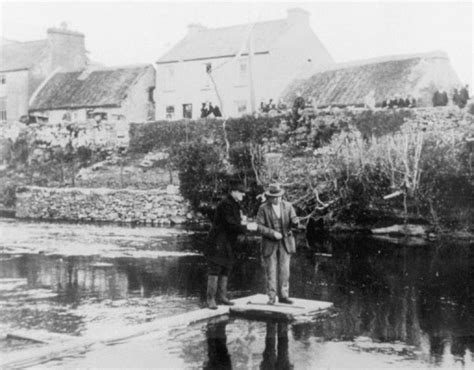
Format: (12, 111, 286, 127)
(228, 180, 247, 193)
(264, 183, 284, 197)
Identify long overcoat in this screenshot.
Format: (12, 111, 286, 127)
(206, 195, 247, 268)
(256, 200, 299, 258)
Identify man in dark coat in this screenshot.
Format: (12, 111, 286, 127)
(432, 90, 441, 106)
(460, 85, 470, 108)
(440, 90, 449, 106)
(453, 89, 461, 107)
(201, 102, 209, 118)
(213, 104, 222, 117)
(256, 183, 300, 305)
(388, 96, 398, 108)
(292, 91, 305, 123)
(206, 181, 253, 309)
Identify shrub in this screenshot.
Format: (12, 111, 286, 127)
(2, 183, 17, 208)
(176, 142, 228, 210)
(274, 108, 473, 229)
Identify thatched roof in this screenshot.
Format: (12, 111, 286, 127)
(157, 19, 289, 63)
(0, 39, 48, 72)
(30, 65, 152, 111)
(282, 51, 462, 107)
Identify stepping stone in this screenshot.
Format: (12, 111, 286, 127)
(230, 294, 333, 321)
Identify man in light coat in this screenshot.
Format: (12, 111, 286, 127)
(256, 183, 300, 305)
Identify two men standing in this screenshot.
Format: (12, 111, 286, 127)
(206, 181, 299, 309)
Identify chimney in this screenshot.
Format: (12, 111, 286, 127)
(187, 23, 206, 35)
(47, 23, 87, 72)
(287, 8, 310, 26)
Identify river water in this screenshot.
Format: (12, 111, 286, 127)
(0, 218, 473, 368)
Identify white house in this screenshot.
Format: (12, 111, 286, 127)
(155, 8, 334, 120)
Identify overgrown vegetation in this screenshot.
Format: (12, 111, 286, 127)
(0, 124, 110, 206)
(2, 107, 472, 233)
(278, 109, 474, 231)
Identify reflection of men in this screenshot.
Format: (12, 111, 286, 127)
(206, 181, 255, 309)
(204, 319, 231, 369)
(256, 184, 299, 305)
(260, 321, 292, 370)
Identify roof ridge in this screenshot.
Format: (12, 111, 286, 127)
(1, 39, 47, 47)
(157, 18, 290, 63)
(199, 18, 286, 32)
(88, 63, 152, 71)
(56, 64, 153, 75)
(312, 50, 448, 74)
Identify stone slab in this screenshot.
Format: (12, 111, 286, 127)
(230, 294, 333, 321)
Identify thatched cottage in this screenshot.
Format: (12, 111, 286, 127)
(155, 8, 334, 119)
(283, 51, 462, 108)
(28, 64, 156, 125)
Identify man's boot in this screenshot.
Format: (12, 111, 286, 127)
(217, 276, 234, 306)
(207, 275, 218, 309)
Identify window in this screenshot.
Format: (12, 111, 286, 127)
(0, 97, 6, 122)
(163, 66, 175, 91)
(236, 59, 248, 85)
(62, 112, 72, 122)
(234, 100, 247, 115)
(166, 105, 175, 120)
(0, 75, 6, 97)
(202, 63, 211, 88)
(111, 114, 125, 121)
(148, 87, 155, 103)
(87, 110, 107, 122)
(182, 104, 192, 119)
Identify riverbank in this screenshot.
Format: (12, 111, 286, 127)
(14, 185, 196, 226)
(2, 107, 473, 235)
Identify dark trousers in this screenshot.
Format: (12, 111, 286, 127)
(208, 260, 230, 276)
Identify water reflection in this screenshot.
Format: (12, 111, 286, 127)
(201, 318, 293, 370)
(204, 319, 231, 370)
(1, 219, 473, 366)
(261, 321, 292, 370)
(0, 254, 211, 302)
(292, 235, 474, 366)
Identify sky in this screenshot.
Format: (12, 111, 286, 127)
(1, 0, 473, 87)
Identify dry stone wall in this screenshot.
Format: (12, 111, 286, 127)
(15, 186, 193, 225)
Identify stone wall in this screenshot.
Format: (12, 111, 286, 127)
(15, 186, 193, 225)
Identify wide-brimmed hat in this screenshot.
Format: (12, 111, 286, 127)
(264, 183, 284, 197)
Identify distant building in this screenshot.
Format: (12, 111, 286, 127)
(155, 8, 334, 120)
(0, 26, 88, 124)
(282, 51, 462, 108)
(29, 64, 156, 127)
